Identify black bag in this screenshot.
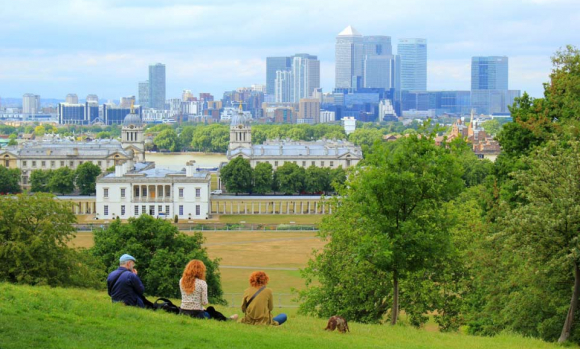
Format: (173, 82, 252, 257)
(154, 298, 180, 314)
(206, 306, 228, 321)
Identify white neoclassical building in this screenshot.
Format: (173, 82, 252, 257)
(226, 109, 362, 169)
(95, 160, 211, 221)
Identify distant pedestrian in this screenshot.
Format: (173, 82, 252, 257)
(106, 254, 145, 307)
(240, 271, 287, 325)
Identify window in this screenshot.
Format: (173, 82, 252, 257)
(150, 205, 155, 215)
(158, 205, 162, 214)
(4, 160, 8, 167)
(103, 188, 109, 198)
(196, 205, 200, 216)
(142, 187, 147, 196)
(32, 161, 36, 167)
(121, 205, 125, 216)
(179, 205, 184, 215)
(134, 206, 139, 215)
(60, 161, 65, 167)
(302, 161, 306, 167)
(330, 161, 334, 167)
(311, 161, 315, 166)
(195, 188, 201, 198)
(104, 205, 109, 216)
(142, 205, 146, 214)
(22, 161, 27, 167)
(23, 176, 28, 185)
(70, 161, 74, 167)
(321, 161, 325, 167)
(50, 161, 55, 167)
(179, 188, 184, 198)
(121, 188, 126, 198)
(79, 161, 84, 165)
(41, 161, 46, 167)
(166, 205, 170, 215)
(275, 161, 278, 167)
(98, 161, 102, 166)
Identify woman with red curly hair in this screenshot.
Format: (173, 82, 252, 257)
(240, 271, 287, 325)
(179, 259, 237, 321)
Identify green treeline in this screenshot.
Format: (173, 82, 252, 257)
(297, 46, 580, 344)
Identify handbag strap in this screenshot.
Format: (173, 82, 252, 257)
(110, 270, 129, 292)
(246, 286, 266, 307)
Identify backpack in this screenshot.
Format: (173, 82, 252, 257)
(153, 298, 180, 314)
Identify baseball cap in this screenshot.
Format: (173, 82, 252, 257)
(119, 254, 136, 263)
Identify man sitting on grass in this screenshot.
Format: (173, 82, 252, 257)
(107, 254, 145, 308)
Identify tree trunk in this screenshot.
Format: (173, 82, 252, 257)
(391, 270, 399, 325)
(559, 262, 580, 343)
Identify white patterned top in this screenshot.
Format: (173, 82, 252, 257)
(179, 278, 208, 310)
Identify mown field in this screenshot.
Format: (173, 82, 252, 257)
(0, 283, 571, 349)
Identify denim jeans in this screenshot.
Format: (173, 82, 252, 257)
(273, 313, 287, 325)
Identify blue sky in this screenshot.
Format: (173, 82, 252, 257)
(0, 0, 578, 101)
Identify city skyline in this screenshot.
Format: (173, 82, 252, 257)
(0, 0, 578, 100)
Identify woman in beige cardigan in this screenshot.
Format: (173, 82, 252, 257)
(240, 271, 287, 325)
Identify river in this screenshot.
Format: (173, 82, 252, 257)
(145, 152, 228, 170)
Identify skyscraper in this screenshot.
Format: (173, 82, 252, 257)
(363, 55, 395, 89)
(66, 94, 78, 104)
(266, 57, 292, 95)
(335, 25, 363, 89)
(138, 81, 149, 108)
(22, 93, 40, 114)
(275, 70, 293, 103)
(363, 36, 392, 56)
(291, 54, 320, 102)
(471, 56, 508, 90)
(397, 38, 427, 91)
(148, 63, 166, 110)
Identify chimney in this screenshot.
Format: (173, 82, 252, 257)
(115, 160, 127, 177)
(186, 160, 196, 177)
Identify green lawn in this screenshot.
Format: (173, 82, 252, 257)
(0, 283, 571, 349)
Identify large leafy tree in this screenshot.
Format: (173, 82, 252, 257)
(75, 162, 102, 195)
(0, 194, 104, 288)
(48, 167, 75, 195)
(30, 169, 53, 193)
(220, 157, 253, 195)
(300, 135, 463, 325)
(274, 162, 305, 194)
(252, 162, 273, 194)
(0, 166, 21, 194)
(91, 215, 224, 303)
(154, 129, 180, 152)
(304, 166, 331, 194)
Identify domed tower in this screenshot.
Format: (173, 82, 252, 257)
(229, 102, 252, 151)
(121, 105, 145, 161)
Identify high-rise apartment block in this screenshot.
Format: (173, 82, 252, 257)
(66, 94, 78, 104)
(22, 93, 40, 114)
(86, 94, 99, 104)
(273, 54, 320, 103)
(275, 70, 293, 103)
(138, 81, 149, 108)
(335, 25, 363, 89)
(266, 57, 292, 96)
(148, 63, 166, 110)
(397, 38, 427, 91)
(298, 98, 320, 124)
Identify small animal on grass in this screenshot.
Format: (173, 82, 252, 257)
(324, 316, 350, 333)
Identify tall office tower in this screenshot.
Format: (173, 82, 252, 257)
(148, 63, 166, 110)
(363, 36, 392, 56)
(397, 38, 427, 91)
(471, 56, 508, 90)
(65, 94, 78, 104)
(22, 93, 40, 114)
(86, 94, 99, 104)
(291, 54, 320, 102)
(275, 70, 293, 103)
(335, 25, 364, 89)
(120, 96, 136, 108)
(182, 90, 194, 102)
(266, 57, 292, 96)
(364, 55, 395, 89)
(138, 81, 149, 108)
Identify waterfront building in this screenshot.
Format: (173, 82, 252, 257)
(22, 93, 41, 114)
(58, 102, 99, 125)
(149, 63, 166, 110)
(95, 160, 211, 221)
(335, 25, 364, 89)
(227, 109, 361, 169)
(103, 104, 143, 125)
(397, 38, 427, 91)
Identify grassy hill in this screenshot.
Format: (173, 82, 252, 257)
(0, 283, 572, 349)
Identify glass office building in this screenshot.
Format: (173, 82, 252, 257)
(149, 63, 166, 110)
(397, 38, 427, 91)
(266, 57, 292, 95)
(335, 26, 364, 89)
(471, 56, 508, 90)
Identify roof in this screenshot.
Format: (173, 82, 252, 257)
(227, 139, 363, 159)
(103, 163, 209, 179)
(4, 139, 130, 158)
(123, 113, 143, 127)
(338, 25, 361, 37)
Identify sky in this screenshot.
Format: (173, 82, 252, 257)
(0, 0, 579, 101)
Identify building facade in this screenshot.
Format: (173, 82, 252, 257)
(397, 38, 427, 91)
(96, 161, 211, 221)
(22, 94, 41, 114)
(291, 54, 320, 103)
(58, 102, 99, 125)
(298, 98, 320, 124)
(471, 56, 508, 90)
(335, 25, 364, 89)
(149, 63, 166, 110)
(275, 70, 293, 103)
(266, 57, 292, 96)
(138, 81, 149, 108)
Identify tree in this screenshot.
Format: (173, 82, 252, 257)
(178, 126, 196, 150)
(96, 131, 111, 139)
(30, 169, 53, 193)
(0, 167, 21, 194)
(348, 128, 383, 149)
(75, 162, 102, 195)
(91, 215, 224, 302)
(299, 135, 463, 325)
(481, 119, 501, 136)
(0, 194, 104, 288)
(48, 167, 75, 195)
(220, 157, 253, 195)
(34, 125, 46, 137)
(275, 162, 305, 194)
(253, 162, 273, 194)
(154, 129, 180, 152)
(304, 166, 330, 194)
(330, 166, 347, 192)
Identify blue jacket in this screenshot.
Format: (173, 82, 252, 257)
(107, 267, 145, 307)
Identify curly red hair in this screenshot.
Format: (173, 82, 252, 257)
(249, 271, 269, 287)
(181, 260, 206, 294)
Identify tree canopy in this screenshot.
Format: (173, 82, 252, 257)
(75, 162, 102, 195)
